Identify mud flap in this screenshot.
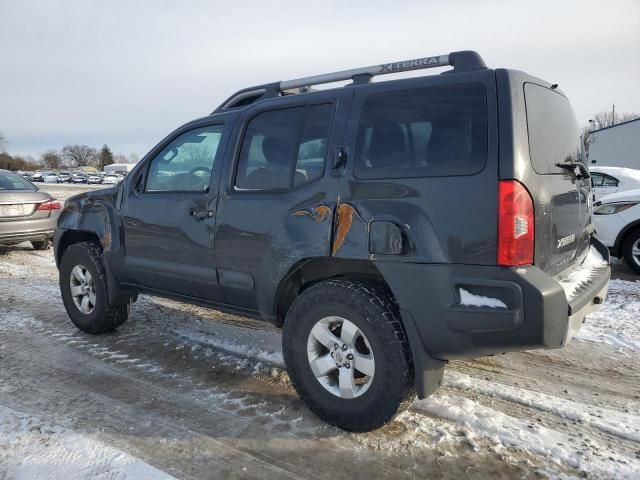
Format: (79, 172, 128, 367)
(103, 256, 134, 307)
(399, 308, 445, 399)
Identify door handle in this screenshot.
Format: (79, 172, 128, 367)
(191, 209, 214, 220)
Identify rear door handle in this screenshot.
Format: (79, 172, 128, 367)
(191, 209, 214, 220)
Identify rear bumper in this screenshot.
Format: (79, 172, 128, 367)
(0, 228, 55, 244)
(0, 213, 59, 245)
(376, 237, 611, 362)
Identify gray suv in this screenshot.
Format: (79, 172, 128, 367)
(54, 51, 610, 431)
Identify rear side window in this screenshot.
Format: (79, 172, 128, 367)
(235, 104, 333, 191)
(0, 171, 36, 191)
(524, 83, 582, 175)
(354, 83, 488, 179)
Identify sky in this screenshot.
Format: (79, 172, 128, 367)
(1, 0, 639, 159)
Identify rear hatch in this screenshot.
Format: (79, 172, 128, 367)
(523, 82, 592, 277)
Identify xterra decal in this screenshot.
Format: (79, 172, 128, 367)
(379, 56, 441, 73)
(557, 233, 576, 249)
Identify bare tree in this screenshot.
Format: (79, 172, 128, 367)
(41, 150, 63, 169)
(62, 144, 98, 167)
(591, 110, 639, 129)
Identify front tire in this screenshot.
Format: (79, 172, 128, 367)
(59, 241, 129, 334)
(282, 279, 415, 432)
(622, 229, 640, 274)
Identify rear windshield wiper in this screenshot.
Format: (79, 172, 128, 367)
(555, 161, 590, 179)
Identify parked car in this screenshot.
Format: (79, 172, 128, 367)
(87, 174, 103, 184)
(102, 174, 122, 185)
(590, 166, 640, 200)
(0, 169, 61, 249)
(29, 171, 44, 182)
(71, 173, 88, 184)
(54, 51, 610, 432)
(57, 172, 71, 183)
(42, 172, 59, 183)
(593, 188, 640, 274)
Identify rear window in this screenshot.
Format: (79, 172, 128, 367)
(524, 83, 582, 174)
(0, 171, 37, 191)
(354, 83, 488, 179)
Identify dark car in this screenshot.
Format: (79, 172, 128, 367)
(0, 169, 61, 249)
(54, 51, 610, 432)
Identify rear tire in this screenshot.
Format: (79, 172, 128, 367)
(31, 240, 51, 250)
(622, 229, 640, 275)
(59, 241, 129, 334)
(282, 279, 415, 432)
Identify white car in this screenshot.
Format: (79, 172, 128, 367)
(589, 166, 640, 201)
(593, 188, 640, 274)
(102, 174, 122, 185)
(42, 172, 59, 183)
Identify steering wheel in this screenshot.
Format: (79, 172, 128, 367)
(189, 166, 211, 176)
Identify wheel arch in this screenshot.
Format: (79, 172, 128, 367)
(613, 220, 640, 257)
(273, 257, 385, 327)
(55, 229, 102, 266)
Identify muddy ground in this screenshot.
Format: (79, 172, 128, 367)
(1, 185, 639, 479)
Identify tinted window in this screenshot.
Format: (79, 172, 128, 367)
(235, 104, 333, 191)
(0, 171, 37, 191)
(524, 83, 582, 175)
(601, 174, 618, 187)
(146, 125, 223, 192)
(590, 173, 603, 187)
(354, 83, 488, 179)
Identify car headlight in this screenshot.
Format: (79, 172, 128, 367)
(593, 202, 639, 215)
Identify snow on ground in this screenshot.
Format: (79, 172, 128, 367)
(415, 393, 640, 480)
(444, 370, 640, 442)
(576, 278, 640, 351)
(1, 238, 640, 479)
(0, 405, 174, 480)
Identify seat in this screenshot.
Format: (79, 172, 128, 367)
(367, 123, 406, 169)
(242, 136, 305, 190)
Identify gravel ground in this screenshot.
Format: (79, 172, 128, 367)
(1, 184, 639, 479)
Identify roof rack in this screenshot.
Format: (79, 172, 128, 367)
(213, 50, 486, 113)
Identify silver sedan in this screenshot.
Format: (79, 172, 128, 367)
(0, 169, 61, 250)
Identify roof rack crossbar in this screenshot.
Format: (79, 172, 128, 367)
(214, 51, 486, 112)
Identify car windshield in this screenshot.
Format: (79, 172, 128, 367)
(0, 171, 37, 191)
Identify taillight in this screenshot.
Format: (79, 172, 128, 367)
(37, 199, 61, 211)
(497, 180, 534, 266)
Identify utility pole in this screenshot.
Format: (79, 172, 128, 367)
(612, 103, 616, 126)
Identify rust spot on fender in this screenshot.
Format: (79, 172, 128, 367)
(101, 228, 112, 252)
(332, 203, 358, 255)
(292, 205, 332, 223)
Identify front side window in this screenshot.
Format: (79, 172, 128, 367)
(354, 83, 488, 179)
(146, 125, 224, 192)
(235, 104, 333, 191)
(590, 173, 604, 187)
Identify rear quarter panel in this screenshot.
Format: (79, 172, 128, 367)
(335, 69, 500, 265)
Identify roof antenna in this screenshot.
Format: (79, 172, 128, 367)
(550, 83, 558, 90)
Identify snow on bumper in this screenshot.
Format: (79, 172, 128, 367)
(557, 244, 611, 346)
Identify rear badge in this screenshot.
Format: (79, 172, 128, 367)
(557, 234, 576, 248)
